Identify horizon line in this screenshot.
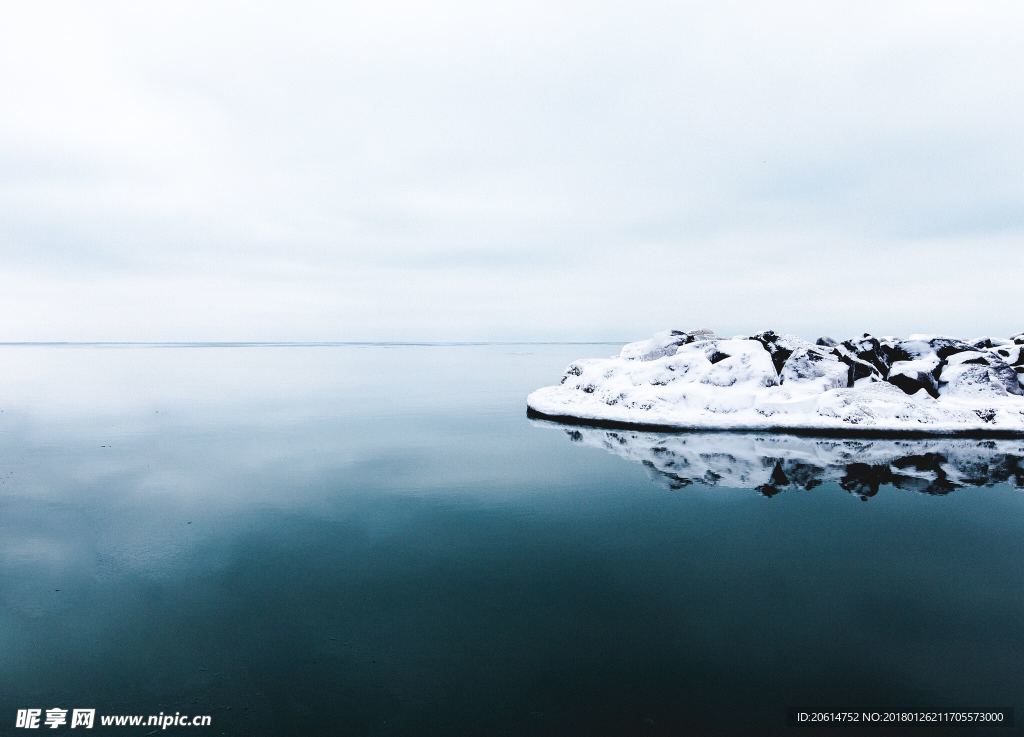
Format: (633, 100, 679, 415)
(0, 340, 629, 347)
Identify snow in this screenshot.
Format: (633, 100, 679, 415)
(778, 346, 850, 393)
(889, 357, 939, 378)
(531, 420, 1024, 496)
(527, 329, 1024, 435)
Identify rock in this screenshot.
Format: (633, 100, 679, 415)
(830, 346, 882, 384)
(527, 328, 1024, 435)
(887, 368, 940, 398)
(780, 347, 850, 391)
(1013, 333, 1024, 345)
(619, 329, 715, 361)
(815, 336, 837, 347)
(939, 351, 1023, 397)
(881, 338, 949, 399)
(993, 344, 1023, 366)
(878, 338, 903, 370)
(749, 330, 802, 375)
(927, 337, 976, 360)
(888, 349, 941, 397)
(970, 337, 1009, 350)
(890, 337, 935, 362)
(838, 334, 892, 376)
(700, 339, 780, 389)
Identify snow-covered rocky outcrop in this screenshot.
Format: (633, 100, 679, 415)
(527, 330, 1024, 435)
(531, 421, 1024, 497)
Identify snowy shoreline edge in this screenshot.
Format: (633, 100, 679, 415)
(527, 329, 1024, 437)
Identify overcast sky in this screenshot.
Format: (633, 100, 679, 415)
(1, 1, 1021, 341)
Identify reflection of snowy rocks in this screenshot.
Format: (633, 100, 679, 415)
(528, 329, 1024, 434)
(536, 422, 1024, 499)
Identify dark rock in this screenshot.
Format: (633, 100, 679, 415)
(831, 347, 881, 385)
(1013, 333, 1024, 345)
(878, 340, 904, 369)
(708, 350, 730, 364)
(621, 329, 717, 361)
(560, 363, 583, 383)
(848, 358, 880, 384)
(666, 330, 698, 346)
(927, 337, 976, 360)
(995, 345, 1023, 366)
(839, 334, 892, 376)
(780, 347, 849, 388)
(938, 352, 1023, 397)
(749, 330, 793, 374)
(888, 338, 936, 363)
(888, 369, 940, 398)
(815, 336, 837, 347)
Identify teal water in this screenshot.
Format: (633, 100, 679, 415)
(0, 345, 1021, 736)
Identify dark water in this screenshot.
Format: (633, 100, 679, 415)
(1, 345, 1022, 736)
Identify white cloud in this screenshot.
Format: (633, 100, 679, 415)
(1, 1, 1022, 340)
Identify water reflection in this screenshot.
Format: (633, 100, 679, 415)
(3, 346, 1023, 736)
(532, 420, 1024, 499)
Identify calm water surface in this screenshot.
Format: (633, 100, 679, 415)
(1, 345, 1022, 736)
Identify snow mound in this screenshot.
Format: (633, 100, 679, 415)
(531, 421, 1024, 497)
(528, 329, 1024, 435)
